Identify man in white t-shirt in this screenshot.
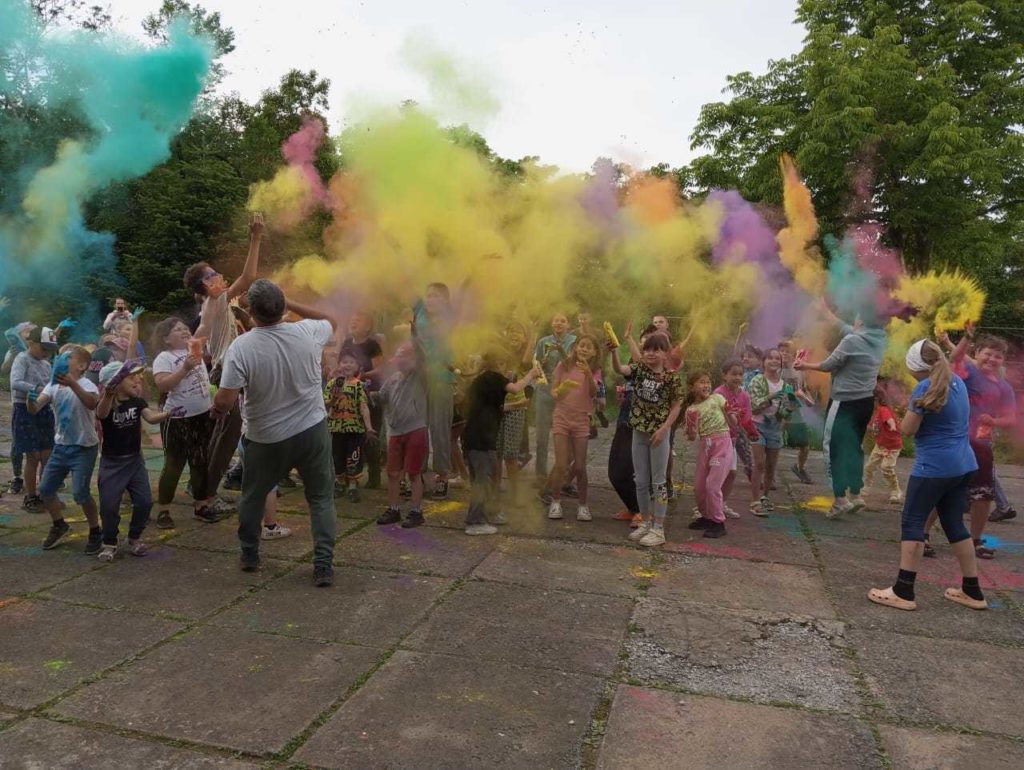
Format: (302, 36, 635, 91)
(183, 213, 264, 505)
(212, 279, 338, 586)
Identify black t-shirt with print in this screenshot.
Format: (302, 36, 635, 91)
(101, 397, 148, 457)
(462, 371, 510, 452)
(628, 363, 684, 434)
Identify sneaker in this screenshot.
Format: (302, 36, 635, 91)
(547, 501, 563, 520)
(724, 505, 741, 520)
(826, 498, 853, 520)
(630, 513, 644, 529)
(23, 494, 45, 513)
(126, 538, 148, 557)
(401, 510, 425, 528)
(791, 464, 810, 484)
(84, 529, 103, 555)
(688, 517, 710, 530)
(492, 511, 508, 525)
(193, 506, 220, 524)
(639, 527, 666, 547)
(42, 520, 71, 550)
(447, 475, 465, 488)
(333, 481, 346, 499)
(261, 523, 292, 540)
(465, 523, 498, 536)
(703, 521, 727, 539)
(848, 495, 867, 513)
(222, 472, 242, 492)
(612, 509, 634, 521)
(347, 486, 361, 503)
(313, 565, 334, 587)
(431, 478, 449, 499)
(760, 495, 775, 512)
(400, 479, 412, 498)
(209, 497, 235, 516)
(376, 507, 401, 525)
(629, 521, 652, 541)
(561, 484, 578, 499)
(240, 553, 261, 572)
(888, 493, 904, 505)
(990, 507, 1017, 523)
(98, 543, 117, 562)
(750, 499, 769, 518)
(596, 410, 609, 428)
(576, 505, 592, 521)
(155, 510, 175, 530)
(8, 477, 24, 494)
(279, 473, 298, 488)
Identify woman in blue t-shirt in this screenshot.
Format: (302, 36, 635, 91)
(868, 340, 987, 611)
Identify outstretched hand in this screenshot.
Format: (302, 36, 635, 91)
(250, 212, 265, 238)
(131, 306, 145, 321)
(58, 317, 78, 330)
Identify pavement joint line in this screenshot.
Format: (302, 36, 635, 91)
(787, 484, 894, 768)
(0, 556, 306, 740)
(273, 575, 475, 763)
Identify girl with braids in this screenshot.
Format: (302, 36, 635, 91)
(868, 340, 986, 612)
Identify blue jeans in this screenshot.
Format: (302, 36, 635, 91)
(39, 444, 98, 504)
(632, 429, 671, 523)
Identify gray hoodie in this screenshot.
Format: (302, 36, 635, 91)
(819, 324, 886, 401)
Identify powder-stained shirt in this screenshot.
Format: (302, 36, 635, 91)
(713, 384, 753, 439)
(552, 361, 597, 421)
(535, 333, 577, 381)
(688, 393, 730, 438)
(378, 369, 428, 436)
(819, 324, 886, 402)
(748, 374, 787, 424)
(324, 378, 369, 434)
(962, 361, 1016, 443)
(200, 292, 237, 367)
(628, 363, 684, 434)
(41, 377, 99, 447)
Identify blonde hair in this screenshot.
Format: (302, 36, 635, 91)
(913, 340, 952, 413)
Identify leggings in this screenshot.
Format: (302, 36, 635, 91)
(901, 473, 972, 543)
(158, 413, 215, 505)
(632, 429, 671, 523)
(823, 396, 874, 498)
(608, 423, 639, 513)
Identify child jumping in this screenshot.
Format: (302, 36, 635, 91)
(95, 361, 179, 561)
(544, 334, 603, 522)
(324, 350, 376, 503)
(29, 346, 102, 553)
(609, 331, 684, 547)
(864, 384, 904, 504)
(685, 370, 735, 538)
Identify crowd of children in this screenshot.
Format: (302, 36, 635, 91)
(2, 271, 1019, 576)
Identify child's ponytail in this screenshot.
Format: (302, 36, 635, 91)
(913, 340, 952, 413)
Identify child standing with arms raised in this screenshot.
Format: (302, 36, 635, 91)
(29, 346, 102, 553)
(95, 361, 179, 560)
(609, 331, 684, 547)
(685, 370, 735, 538)
(544, 335, 603, 522)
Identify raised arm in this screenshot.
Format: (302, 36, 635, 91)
(227, 213, 264, 300)
(285, 297, 338, 331)
(608, 346, 633, 377)
(506, 364, 542, 394)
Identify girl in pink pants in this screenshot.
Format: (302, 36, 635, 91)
(685, 371, 736, 538)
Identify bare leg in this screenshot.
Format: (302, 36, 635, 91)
(751, 444, 765, 503)
(765, 448, 780, 491)
(387, 473, 401, 508)
(571, 435, 589, 505)
(410, 473, 424, 509)
(950, 538, 979, 579)
(969, 500, 990, 542)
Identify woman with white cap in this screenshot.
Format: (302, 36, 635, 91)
(867, 339, 986, 611)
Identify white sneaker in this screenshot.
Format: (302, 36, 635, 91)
(448, 475, 465, 488)
(97, 543, 117, 562)
(126, 538, 148, 557)
(724, 505, 741, 519)
(548, 501, 563, 520)
(492, 511, 508, 525)
(639, 527, 666, 547)
(888, 493, 903, 505)
(465, 523, 498, 536)
(576, 505, 592, 521)
(827, 498, 854, 519)
(261, 524, 292, 540)
(628, 521, 652, 541)
(848, 495, 867, 513)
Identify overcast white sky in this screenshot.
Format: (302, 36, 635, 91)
(107, 0, 804, 172)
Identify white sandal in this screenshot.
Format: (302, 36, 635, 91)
(943, 587, 988, 610)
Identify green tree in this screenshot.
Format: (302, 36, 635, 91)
(685, 0, 1024, 329)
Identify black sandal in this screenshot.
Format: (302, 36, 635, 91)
(974, 539, 996, 560)
(922, 537, 936, 558)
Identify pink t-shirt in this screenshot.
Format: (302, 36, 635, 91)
(714, 384, 752, 439)
(553, 362, 598, 421)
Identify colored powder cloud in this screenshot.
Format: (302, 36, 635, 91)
(248, 116, 331, 227)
